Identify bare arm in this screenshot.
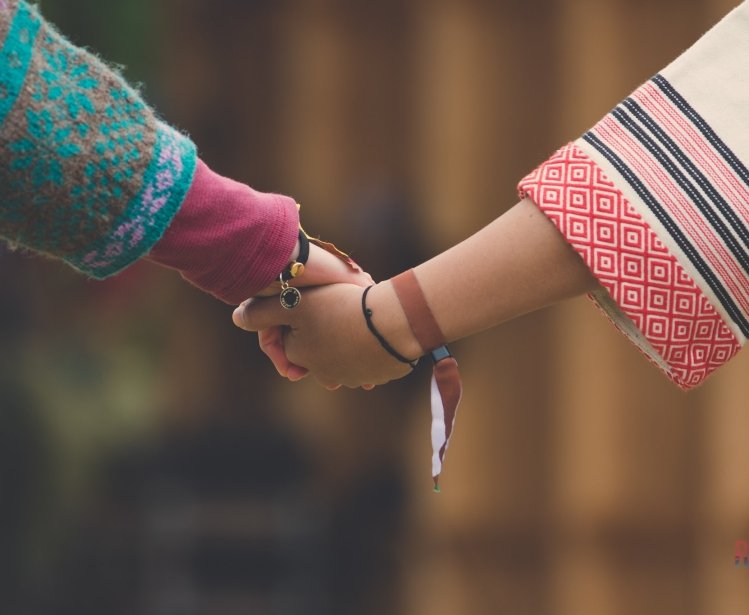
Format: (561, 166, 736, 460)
(368, 197, 598, 358)
(235, 198, 598, 388)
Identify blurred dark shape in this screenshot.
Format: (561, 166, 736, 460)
(0, 378, 53, 614)
(343, 185, 428, 281)
(1, 415, 404, 615)
(0, 249, 33, 345)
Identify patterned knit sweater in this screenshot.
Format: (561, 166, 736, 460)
(0, 0, 299, 302)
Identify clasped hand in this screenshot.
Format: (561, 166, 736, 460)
(233, 243, 416, 389)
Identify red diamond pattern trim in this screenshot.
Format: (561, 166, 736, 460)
(518, 143, 740, 389)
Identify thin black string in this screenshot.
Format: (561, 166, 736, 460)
(362, 285, 418, 368)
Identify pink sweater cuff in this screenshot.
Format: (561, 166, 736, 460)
(147, 159, 299, 304)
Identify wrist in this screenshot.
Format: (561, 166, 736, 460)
(288, 238, 301, 263)
(281, 229, 309, 280)
(366, 280, 423, 362)
(147, 159, 299, 303)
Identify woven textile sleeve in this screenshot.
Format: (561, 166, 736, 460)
(518, 2, 749, 389)
(0, 0, 197, 277)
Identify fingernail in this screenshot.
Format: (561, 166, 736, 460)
(232, 305, 245, 328)
(287, 366, 309, 381)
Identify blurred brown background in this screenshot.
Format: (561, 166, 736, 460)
(2, 0, 749, 613)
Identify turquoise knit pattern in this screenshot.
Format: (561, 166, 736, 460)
(0, 0, 197, 277)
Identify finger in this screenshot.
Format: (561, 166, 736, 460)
(362, 384, 375, 391)
(258, 327, 294, 377)
(233, 296, 293, 331)
(259, 327, 310, 380)
(348, 267, 375, 288)
(293, 244, 375, 288)
(331, 257, 374, 288)
(287, 364, 310, 381)
(313, 374, 342, 391)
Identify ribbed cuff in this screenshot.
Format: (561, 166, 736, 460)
(147, 159, 300, 304)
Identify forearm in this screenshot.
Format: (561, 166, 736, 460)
(416, 197, 598, 338)
(235, 197, 597, 385)
(369, 198, 598, 357)
(0, 1, 303, 302)
(241, 1, 749, 390)
(0, 1, 197, 275)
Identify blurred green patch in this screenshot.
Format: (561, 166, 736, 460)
(40, 0, 159, 91)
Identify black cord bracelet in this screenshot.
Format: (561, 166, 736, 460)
(362, 285, 419, 368)
(281, 229, 310, 281)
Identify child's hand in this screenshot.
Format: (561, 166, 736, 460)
(233, 283, 417, 390)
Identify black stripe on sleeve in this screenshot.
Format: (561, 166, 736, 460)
(611, 105, 749, 276)
(582, 130, 749, 336)
(622, 96, 749, 252)
(653, 74, 749, 190)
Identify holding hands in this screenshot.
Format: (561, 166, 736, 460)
(244, 234, 388, 388)
(233, 281, 419, 389)
(234, 198, 599, 391)
(242, 226, 420, 389)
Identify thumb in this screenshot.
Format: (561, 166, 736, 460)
(232, 296, 293, 331)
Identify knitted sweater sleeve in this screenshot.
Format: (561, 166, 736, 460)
(517, 2, 749, 389)
(0, 0, 299, 301)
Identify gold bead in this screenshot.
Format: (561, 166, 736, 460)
(290, 262, 305, 278)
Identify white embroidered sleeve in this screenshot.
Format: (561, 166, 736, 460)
(519, 2, 749, 389)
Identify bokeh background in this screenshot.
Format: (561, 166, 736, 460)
(2, 0, 749, 613)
